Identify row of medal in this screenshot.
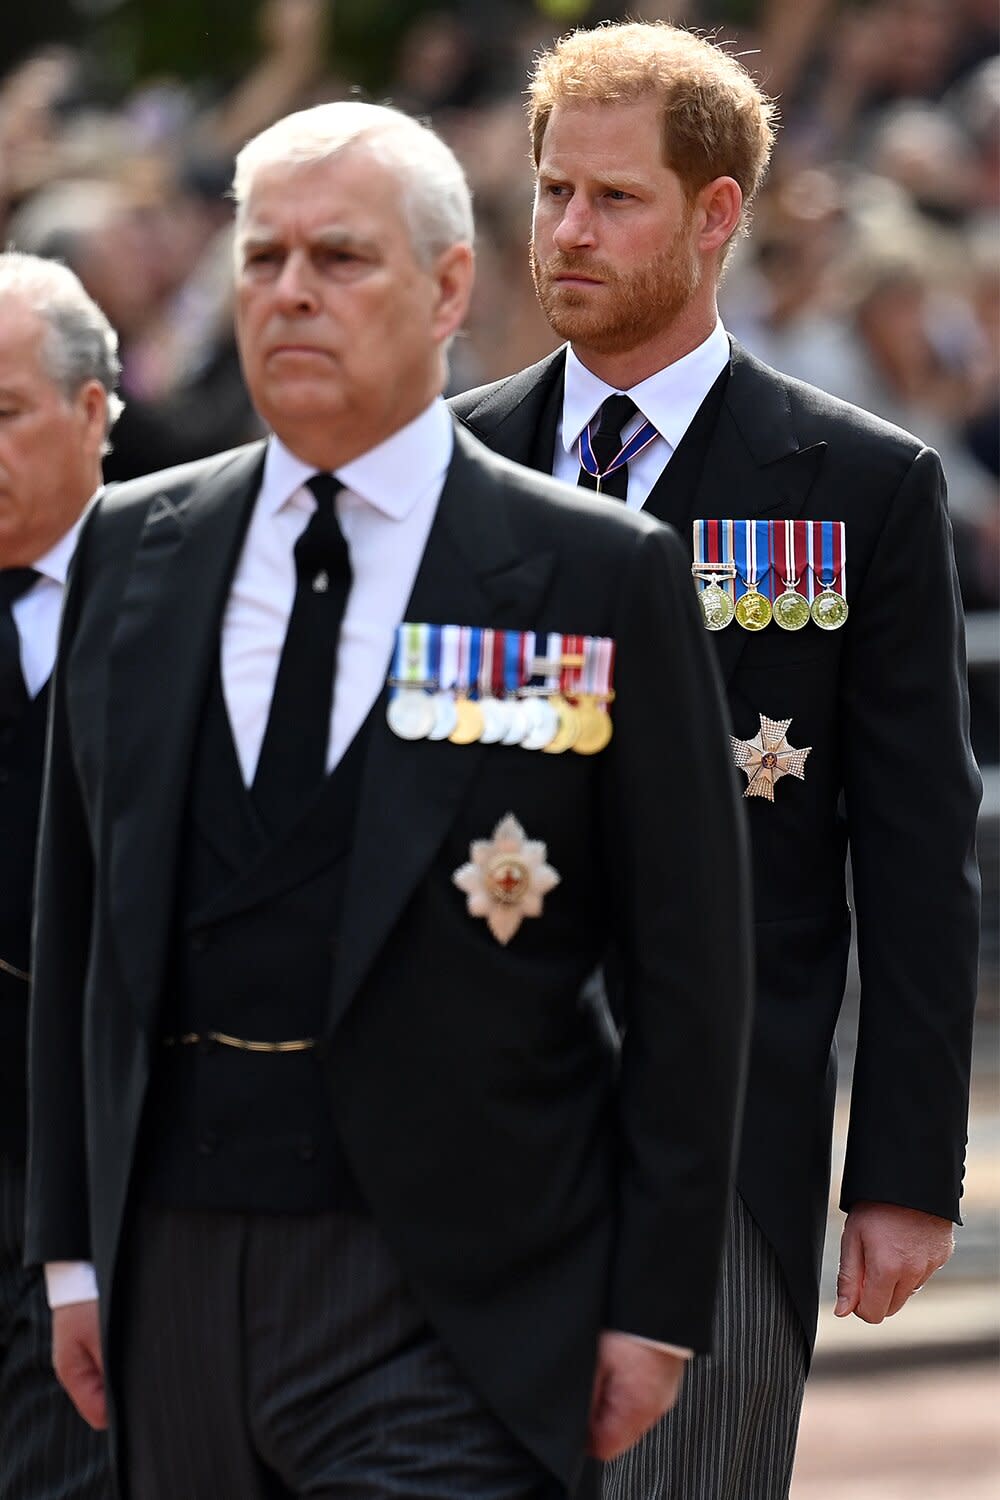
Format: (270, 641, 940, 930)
(386, 624, 616, 755)
(693, 518, 849, 633)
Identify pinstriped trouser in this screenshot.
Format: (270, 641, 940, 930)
(603, 1194, 807, 1500)
(119, 1203, 566, 1499)
(0, 1158, 111, 1500)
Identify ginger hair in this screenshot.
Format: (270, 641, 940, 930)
(528, 22, 778, 219)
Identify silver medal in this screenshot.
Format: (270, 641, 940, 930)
(501, 699, 530, 747)
(520, 697, 559, 751)
(386, 688, 435, 740)
(427, 690, 459, 740)
(478, 695, 509, 744)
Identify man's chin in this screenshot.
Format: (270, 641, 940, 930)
(539, 294, 617, 348)
(540, 306, 648, 357)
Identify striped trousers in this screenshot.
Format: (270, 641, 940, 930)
(603, 1194, 807, 1500)
(119, 1202, 565, 1499)
(0, 1158, 111, 1500)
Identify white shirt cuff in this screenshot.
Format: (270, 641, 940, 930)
(45, 1261, 99, 1308)
(616, 1332, 694, 1359)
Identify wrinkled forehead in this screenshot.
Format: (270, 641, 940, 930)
(238, 147, 402, 230)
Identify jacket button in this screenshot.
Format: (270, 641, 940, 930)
(190, 931, 210, 953)
(297, 1136, 316, 1162)
(197, 1132, 219, 1156)
(0, 726, 13, 747)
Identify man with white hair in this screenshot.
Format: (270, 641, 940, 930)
(0, 251, 117, 1497)
(25, 102, 751, 1498)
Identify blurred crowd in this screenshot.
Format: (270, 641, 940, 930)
(1, 0, 997, 753)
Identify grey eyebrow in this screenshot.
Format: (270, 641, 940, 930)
(239, 227, 379, 256)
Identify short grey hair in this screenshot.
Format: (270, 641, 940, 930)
(0, 251, 124, 440)
(232, 101, 474, 265)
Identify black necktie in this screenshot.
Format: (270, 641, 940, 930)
(251, 475, 351, 834)
(577, 394, 639, 503)
(0, 568, 39, 731)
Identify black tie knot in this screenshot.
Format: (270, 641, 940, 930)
(305, 472, 342, 517)
(0, 568, 40, 610)
(595, 394, 638, 443)
(297, 475, 349, 581)
(578, 394, 641, 502)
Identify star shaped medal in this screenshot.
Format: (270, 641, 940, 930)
(452, 813, 561, 945)
(731, 715, 812, 802)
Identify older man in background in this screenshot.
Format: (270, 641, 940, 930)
(0, 251, 116, 1498)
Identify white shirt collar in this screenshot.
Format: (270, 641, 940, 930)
(561, 319, 731, 455)
(29, 491, 101, 586)
(258, 398, 454, 520)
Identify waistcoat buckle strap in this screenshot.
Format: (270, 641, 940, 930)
(162, 1029, 318, 1053)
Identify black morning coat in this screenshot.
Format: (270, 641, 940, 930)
(451, 340, 982, 1355)
(25, 422, 752, 1491)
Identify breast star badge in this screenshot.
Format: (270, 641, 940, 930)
(452, 813, 561, 945)
(731, 715, 812, 801)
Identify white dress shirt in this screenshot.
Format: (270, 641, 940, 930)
(222, 397, 452, 784)
(10, 510, 92, 698)
(46, 401, 453, 1311)
(553, 319, 731, 510)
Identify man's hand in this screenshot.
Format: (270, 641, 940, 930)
(835, 1201, 954, 1323)
(586, 1331, 686, 1461)
(52, 1300, 107, 1430)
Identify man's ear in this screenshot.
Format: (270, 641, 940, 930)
(76, 378, 110, 456)
(696, 177, 743, 258)
(432, 243, 475, 345)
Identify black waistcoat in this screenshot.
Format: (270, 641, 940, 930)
(0, 684, 49, 1157)
(141, 665, 370, 1213)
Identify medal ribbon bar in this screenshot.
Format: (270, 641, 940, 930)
(693, 519, 848, 627)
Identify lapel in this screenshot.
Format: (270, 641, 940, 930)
(687, 341, 827, 683)
(457, 348, 566, 470)
(107, 444, 265, 1032)
(327, 423, 555, 1038)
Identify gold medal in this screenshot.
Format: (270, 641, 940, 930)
(811, 589, 848, 630)
(572, 695, 613, 755)
(542, 695, 580, 754)
(734, 585, 772, 632)
(772, 586, 810, 632)
(699, 578, 735, 631)
(449, 695, 484, 745)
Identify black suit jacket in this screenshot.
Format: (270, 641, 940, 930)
(451, 343, 982, 1350)
(26, 423, 751, 1489)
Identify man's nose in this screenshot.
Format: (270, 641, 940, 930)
(274, 252, 319, 313)
(552, 193, 597, 252)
